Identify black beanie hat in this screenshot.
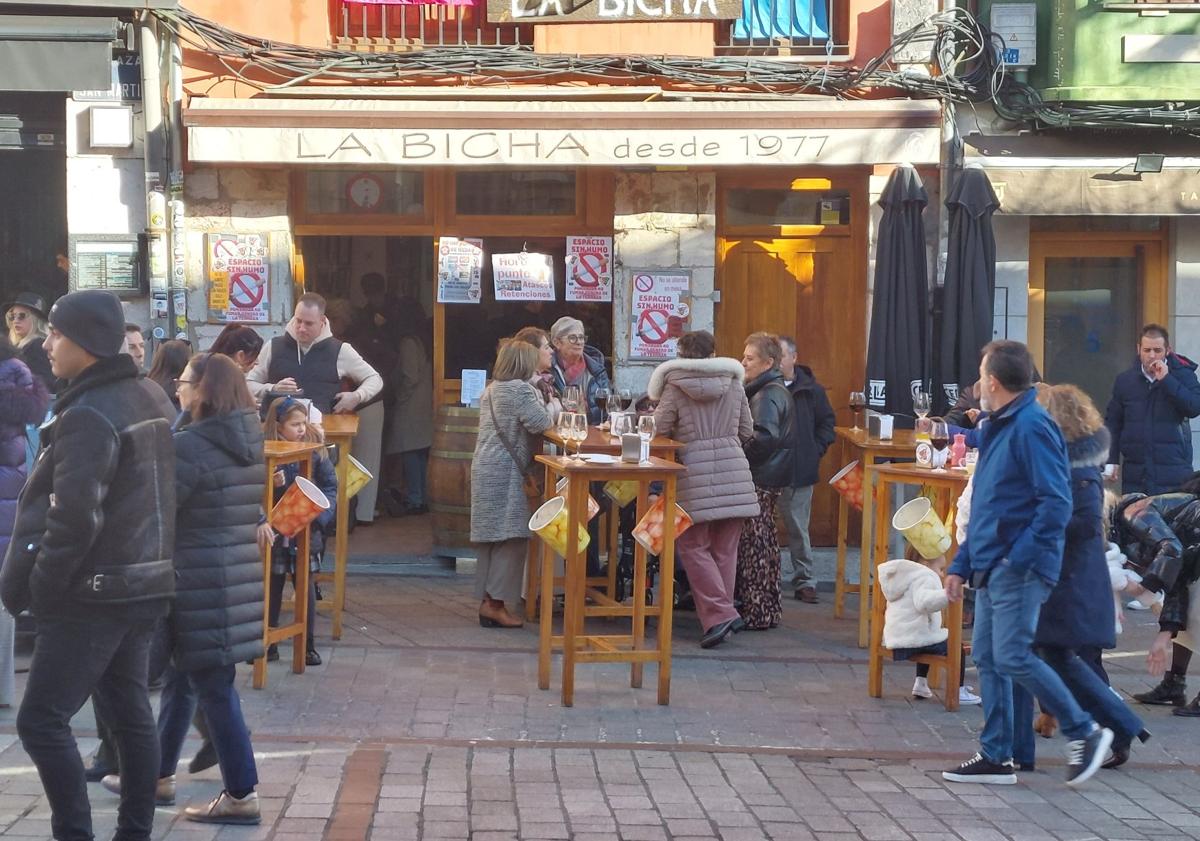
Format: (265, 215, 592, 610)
(48, 290, 126, 359)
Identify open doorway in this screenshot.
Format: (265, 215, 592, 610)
(300, 235, 436, 561)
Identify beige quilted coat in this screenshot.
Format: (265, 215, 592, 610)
(649, 357, 760, 524)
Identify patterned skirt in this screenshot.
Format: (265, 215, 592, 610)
(735, 487, 783, 630)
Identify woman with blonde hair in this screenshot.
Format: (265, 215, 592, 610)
(470, 340, 553, 628)
(3, 292, 52, 391)
(1016, 383, 1148, 769)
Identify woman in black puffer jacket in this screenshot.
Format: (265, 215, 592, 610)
(159, 352, 266, 825)
(736, 332, 797, 631)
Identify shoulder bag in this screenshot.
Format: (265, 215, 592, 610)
(487, 391, 545, 509)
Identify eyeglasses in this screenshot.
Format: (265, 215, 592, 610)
(173, 378, 193, 388)
(565, 334, 587, 344)
(5, 311, 30, 323)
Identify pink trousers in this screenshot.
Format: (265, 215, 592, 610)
(676, 517, 744, 632)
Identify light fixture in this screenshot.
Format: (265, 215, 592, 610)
(1134, 154, 1165, 174)
(89, 105, 134, 149)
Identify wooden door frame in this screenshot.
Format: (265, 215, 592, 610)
(1027, 228, 1169, 374)
(715, 168, 870, 376)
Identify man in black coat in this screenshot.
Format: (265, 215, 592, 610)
(778, 337, 836, 603)
(0, 290, 176, 841)
(1105, 324, 1200, 495)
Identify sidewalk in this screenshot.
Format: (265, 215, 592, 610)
(1, 566, 1197, 840)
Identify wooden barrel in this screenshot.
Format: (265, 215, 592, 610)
(429, 405, 479, 560)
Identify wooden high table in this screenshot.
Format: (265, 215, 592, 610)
(534, 453, 687, 707)
(866, 463, 968, 711)
(526, 427, 684, 621)
(832, 427, 919, 647)
(254, 440, 323, 690)
(318, 413, 359, 640)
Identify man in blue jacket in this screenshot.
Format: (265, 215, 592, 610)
(943, 341, 1112, 788)
(1105, 324, 1200, 495)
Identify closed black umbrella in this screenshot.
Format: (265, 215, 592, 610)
(937, 167, 1000, 412)
(865, 165, 929, 427)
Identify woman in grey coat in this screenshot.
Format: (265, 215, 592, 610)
(471, 340, 553, 628)
(651, 331, 759, 649)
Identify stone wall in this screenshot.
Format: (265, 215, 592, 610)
(611, 170, 716, 393)
(182, 166, 294, 349)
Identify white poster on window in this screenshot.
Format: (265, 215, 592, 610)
(491, 252, 555, 301)
(565, 236, 613, 302)
(437, 237, 483, 304)
(629, 270, 691, 360)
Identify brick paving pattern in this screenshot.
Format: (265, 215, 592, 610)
(0, 568, 1197, 839)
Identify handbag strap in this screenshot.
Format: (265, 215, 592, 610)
(487, 389, 532, 477)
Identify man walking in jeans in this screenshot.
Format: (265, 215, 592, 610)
(1, 290, 176, 841)
(778, 336, 836, 603)
(943, 340, 1112, 787)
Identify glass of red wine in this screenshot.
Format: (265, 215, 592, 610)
(929, 418, 950, 471)
(849, 391, 866, 432)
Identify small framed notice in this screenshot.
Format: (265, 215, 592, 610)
(69, 234, 143, 296)
(460, 369, 487, 407)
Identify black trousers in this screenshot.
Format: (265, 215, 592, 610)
(268, 573, 317, 651)
(18, 615, 159, 841)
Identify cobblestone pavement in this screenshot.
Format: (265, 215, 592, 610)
(1, 568, 1198, 840)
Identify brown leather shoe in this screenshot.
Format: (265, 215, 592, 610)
(795, 586, 819, 604)
(479, 600, 523, 628)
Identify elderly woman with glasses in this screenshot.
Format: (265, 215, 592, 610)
(3, 292, 53, 392)
(549, 316, 610, 425)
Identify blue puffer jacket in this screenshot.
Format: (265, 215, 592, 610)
(1035, 427, 1116, 651)
(1105, 354, 1200, 495)
(948, 388, 1072, 585)
(0, 357, 51, 566)
(551, 345, 611, 425)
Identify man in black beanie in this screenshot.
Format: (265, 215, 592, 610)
(0, 290, 177, 841)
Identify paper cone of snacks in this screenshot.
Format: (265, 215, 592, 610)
(632, 497, 693, 555)
(269, 476, 331, 539)
(529, 496, 591, 558)
(556, 476, 600, 522)
(892, 497, 952, 560)
(829, 461, 865, 512)
(603, 479, 638, 507)
(344, 455, 373, 499)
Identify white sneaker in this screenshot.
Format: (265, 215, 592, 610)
(959, 685, 982, 706)
(1126, 599, 1151, 611)
(912, 677, 933, 699)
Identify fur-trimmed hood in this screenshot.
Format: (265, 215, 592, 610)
(648, 357, 744, 401)
(1068, 426, 1110, 470)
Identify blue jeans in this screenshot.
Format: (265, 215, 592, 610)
(1039, 645, 1144, 743)
(157, 664, 258, 794)
(973, 564, 1096, 765)
(18, 615, 159, 841)
(402, 448, 429, 507)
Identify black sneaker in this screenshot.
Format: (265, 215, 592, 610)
(942, 753, 1017, 785)
(1066, 727, 1113, 787)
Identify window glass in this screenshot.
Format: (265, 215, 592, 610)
(455, 170, 576, 216)
(306, 169, 425, 215)
(724, 188, 850, 226)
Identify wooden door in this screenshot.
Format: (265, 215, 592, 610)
(717, 235, 866, 545)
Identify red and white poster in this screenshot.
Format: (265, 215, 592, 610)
(207, 233, 270, 324)
(437, 237, 483, 304)
(565, 235, 612, 302)
(629, 270, 691, 360)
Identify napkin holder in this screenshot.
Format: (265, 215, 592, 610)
(868, 413, 894, 440)
(621, 433, 647, 463)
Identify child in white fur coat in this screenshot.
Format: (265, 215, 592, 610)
(879, 544, 980, 706)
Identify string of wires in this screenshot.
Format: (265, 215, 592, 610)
(994, 81, 1200, 135)
(155, 5, 1004, 101)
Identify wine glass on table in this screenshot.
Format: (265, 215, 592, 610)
(849, 391, 866, 432)
(556, 412, 575, 460)
(913, 388, 932, 440)
(637, 414, 656, 464)
(563, 385, 582, 414)
(571, 412, 589, 462)
(618, 388, 633, 412)
(595, 385, 610, 426)
(929, 418, 950, 472)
